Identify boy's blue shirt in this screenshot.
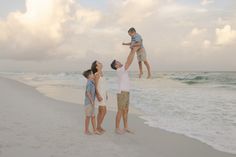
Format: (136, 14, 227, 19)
(84, 79, 96, 106)
(131, 33, 144, 48)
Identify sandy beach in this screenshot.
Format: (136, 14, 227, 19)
(0, 76, 235, 157)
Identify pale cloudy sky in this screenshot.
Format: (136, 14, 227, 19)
(0, 0, 236, 72)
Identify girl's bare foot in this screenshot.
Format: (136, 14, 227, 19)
(97, 127, 105, 133)
(93, 130, 102, 135)
(100, 127, 106, 132)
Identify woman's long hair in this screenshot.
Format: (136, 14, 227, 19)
(91, 60, 98, 74)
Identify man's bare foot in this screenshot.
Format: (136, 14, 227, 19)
(93, 130, 102, 135)
(147, 74, 152, 79)
(115, 128, 125, 135)
(139, 72, 143, 78)
(84, 131, 92, 135)
(124, 128, 135, 134)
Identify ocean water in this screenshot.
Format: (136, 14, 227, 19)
(1, 71, 236, 154)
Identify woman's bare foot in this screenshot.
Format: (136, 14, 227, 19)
(115, 128, 125, 135)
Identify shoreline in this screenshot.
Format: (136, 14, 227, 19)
(0, 76, 235, 157)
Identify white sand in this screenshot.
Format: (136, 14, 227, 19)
(0, 77, 235, 157)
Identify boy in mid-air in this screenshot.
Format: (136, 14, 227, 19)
(83, 69, 101, 135)
(122, 27, 152, 79)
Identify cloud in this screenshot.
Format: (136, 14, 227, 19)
(181, 28, 209, 48)
(0, 0, 236, 71)
(158, 3, 190, 16)
(191, 28, 207, 36)
(73, 6, 102, 34)
(203, 40, 211, 48)
(0, 0, 161, 62)
(216, 25, 236, 45)
(195, 8, 208, 13)
(217, 17, 228, 25)
(201, 0, 214, 6)
(115, 0, 158, 24)
(0, 0, 103, 60)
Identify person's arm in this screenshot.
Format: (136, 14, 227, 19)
(86, 92, 94, 105)
(122, 42, 131, 46)
(94, 73, 103, 102)
(130, 41, 141, 48)
(124, 47, 139, 70)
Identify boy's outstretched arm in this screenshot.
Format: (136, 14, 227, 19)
(122, 42, 131, 46)
(124, 47, 139, 71)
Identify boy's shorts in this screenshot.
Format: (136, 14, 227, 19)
(84, 104, 95, 117)
(137, 48, 147, 62)
(117, 91, 129, 110)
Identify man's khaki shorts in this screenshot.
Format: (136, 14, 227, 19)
(117, 91, 129, 110)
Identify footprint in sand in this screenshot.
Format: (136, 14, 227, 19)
(0, 126, 11, 131)
(31, 145, 41, 149)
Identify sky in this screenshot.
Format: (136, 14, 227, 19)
(0, 0, 236, 72)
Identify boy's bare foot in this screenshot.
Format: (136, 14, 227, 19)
(124, 128, 135, 134)
(139, 72, 143, 78)
(84, 131, 92, 135)
(115, 128, 125, 135)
